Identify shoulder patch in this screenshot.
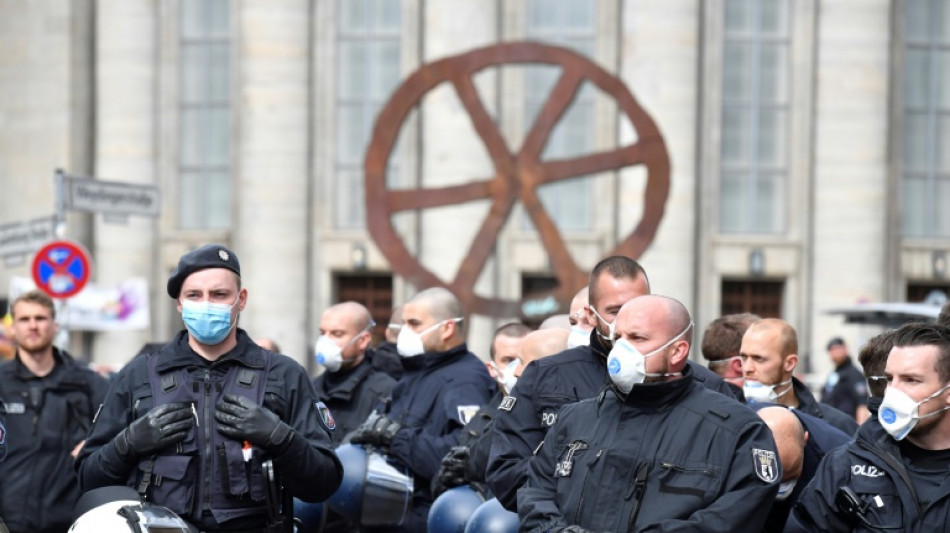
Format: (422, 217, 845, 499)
(457, 405, 480, 425)
(752, 448, 779, 483)
(316, 401, 335, 432)
(499, 396, 517, 411)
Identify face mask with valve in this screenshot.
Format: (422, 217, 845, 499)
(606, 322, 692, 394)
(181, 297, 239, 345)
(878, 383, 950, 441)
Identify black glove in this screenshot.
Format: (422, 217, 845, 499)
(432, 446, 471, 496)
(214, 394, 294, 455)
(349, 413, 402, 452)
(114, 402, 194, 460)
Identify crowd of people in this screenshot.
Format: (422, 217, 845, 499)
(0, 243, 950, 532)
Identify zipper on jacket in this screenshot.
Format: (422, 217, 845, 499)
(573, 449, 603, 525)
(202, 369, 213, 513)
(659, 461, 714, 477)
(627, 463, 650, 531)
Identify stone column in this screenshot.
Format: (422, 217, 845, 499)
(91, 0, 159, 367)
(233, 0, 312, 365)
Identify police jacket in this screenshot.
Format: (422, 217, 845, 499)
(749, 405, 851, 533)
(487, 330, 738, 511)
(76, 330, 342, 532)
(519, 365, 781, 533)
(785, 416, 950, 532)
(0, 348, 109, 533)
(383, 343, 495, 509)
(367, 342, 404, 380)
(822, 357, 868, 419)
(312, 358, 395, 444)
(464, 391, 503, 487)
(791, 377, 858, 435)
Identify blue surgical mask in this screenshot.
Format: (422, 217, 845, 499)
(181, 298, 238, 345)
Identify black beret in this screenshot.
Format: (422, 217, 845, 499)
(167, 244, 241, 298)
(826, 336, 846, 351)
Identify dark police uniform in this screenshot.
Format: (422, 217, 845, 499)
(790, 377, 859, 435)
(0, 347, 109, 533)
(76, 330, 342, 532)
(822, 357, 868, 419)
(312, 359, 395, 444)
(786, 415, 950, 532)
(372, 343, 495, 531)
(519, 365, 780, 532)
(749, 405, 851, 533)
(487, 330, 738, 511)
(432, 390, 503, 497)
(366, 342, 404, 381)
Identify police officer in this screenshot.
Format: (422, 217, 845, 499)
(0, 290, 110, 533)
(519, 295, 780, 532)
(740, 318, 858, 435)
(76, 244, 342, 532)
(312, 301, 396, 442)
(857, 329, 895, 417)
(349, 287, 495, 532)
(822, 337, 869, 422)
(702, 313, 761, 398)
(432, 323, 533, 497)
(754, 405, 850, 532)
(787, 323, 950, 532)
(487, 256, 736, 512)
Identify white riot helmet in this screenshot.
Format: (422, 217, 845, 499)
(70, 486, 192, 533)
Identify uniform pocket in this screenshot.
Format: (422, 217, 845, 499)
(850, 475, 903, 529)
(146, 454, 196, 516)
(656, 460, 721, 499)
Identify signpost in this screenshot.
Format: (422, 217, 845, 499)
(0, 215, 57, 265)
(58, 171, 160, 219)
(31, 240, 92, 299)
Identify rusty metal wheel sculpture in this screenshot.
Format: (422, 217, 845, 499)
(365, 41, 670, 317)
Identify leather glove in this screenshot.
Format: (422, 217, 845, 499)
(114, 402, 194, 460)
(214, 394, 294, 455)
(349, 413, 402, 452)
(433, 446, 470, 496)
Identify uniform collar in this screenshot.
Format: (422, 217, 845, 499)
(155, 328, 265, 373)
(13, 346, 66, 380)
(401, 343, 470, 372)
(617, 364, 694, 411)
(318, 360, 374, 400)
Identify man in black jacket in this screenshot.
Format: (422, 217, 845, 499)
(787, 323, 950, 532)
(76, 244, 342, 532)
(0, 289, 109, 533)
(312, 301, 396, 443)
(741, 318, 858, 435)
(488, 256, 737, 512)
(822, 337, 869, 422)
(519, 295, 780, 532)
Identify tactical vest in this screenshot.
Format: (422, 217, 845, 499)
(131, 352, 274, 525)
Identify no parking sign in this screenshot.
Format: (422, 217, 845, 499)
(30, 240, 92, 299)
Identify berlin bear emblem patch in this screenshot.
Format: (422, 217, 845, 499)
(752, 448, 778, 483)
(316, 401, 336, 432)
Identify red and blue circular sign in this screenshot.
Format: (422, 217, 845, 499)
(31, 240, 92, 299)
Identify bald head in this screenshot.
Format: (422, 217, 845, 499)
(516, 329, 569, 377)
(540, 314, 571, 330)
(409, 287, 463, 324)
(746, 319, 798, 357)
(324, 301, 373, 331)
(757, 406, 805, 481)
(615, 295, 694, 377)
